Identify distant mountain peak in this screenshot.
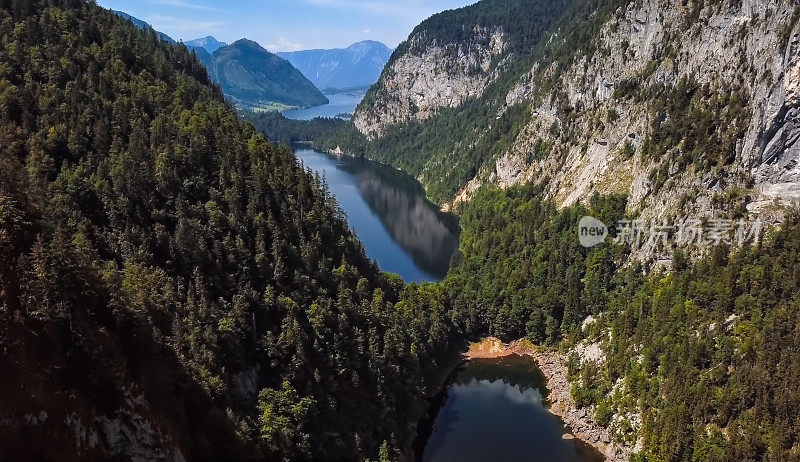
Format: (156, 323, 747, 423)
(185, 35, 227, 54)
(277, 41, 393, 92)
(348, 40, 390, 50)
(232, 38, 262, 48)
(205, 39, 328, 109)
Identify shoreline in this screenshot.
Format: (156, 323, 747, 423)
(401, 339, 469, 462)
(465, 338, 630, 462)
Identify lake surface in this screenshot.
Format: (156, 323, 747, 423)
(421, 356, 603, 462)
(294, 147, 460, 283)
(283, 92, 363, 120)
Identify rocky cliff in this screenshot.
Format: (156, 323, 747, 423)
(482, 0, 800, 225)
(352, 0, 572, 140)
(353, 26, 510, 139)
(343, 0, 800, 233)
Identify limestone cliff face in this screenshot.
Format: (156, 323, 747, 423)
(353, 26, 510, 140)
(347, 0, 800, 231)
(462, 0, 800, 230)
(752, 16, 800, 209)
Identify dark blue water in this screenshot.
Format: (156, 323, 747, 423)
(422, 356, 603, 462)
(283, 92, 363, 120)
(294, 147, 460, 283)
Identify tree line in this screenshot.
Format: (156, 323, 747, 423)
(2, 2, 800, 461)
(0, 2, 451, 459)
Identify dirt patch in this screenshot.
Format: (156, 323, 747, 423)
(464, 337, 536, 359)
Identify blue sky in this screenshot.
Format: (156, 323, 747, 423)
(96, 0, 477, 51)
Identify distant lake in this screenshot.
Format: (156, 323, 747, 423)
(420, 356, 604, 462)
(283, 92, 363, 120)
(294, 147, 460, 283)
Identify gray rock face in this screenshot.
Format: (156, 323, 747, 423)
(750, 18, 800, 211)
(531, 349, 630, 462)
(185, 36, 227, 54)
(351, 0, 800, 233)
(454, 0, 800, 230)
(353, 27, 509, 140)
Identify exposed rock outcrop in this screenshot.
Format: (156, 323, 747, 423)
(750, 16, 800, 211)
(534, 350, 629, 462)
(350, 0, 574, 142)
(465, 0, 800, 226)
(351, 0, 800, 237)
(353, 27, 510, 140)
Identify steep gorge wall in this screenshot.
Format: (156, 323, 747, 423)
(470, 0, 800, 226)
(350, 0, 573, 144)
(349, 0, 800, 235)
(353, 26, 510, 140)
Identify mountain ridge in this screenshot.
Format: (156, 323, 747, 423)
(111, 9, 175, 43)
(0, 2, 449, 460)
(206, 38, 329, 109)
(330, 0, 800, 221)
(322, 0, 574, 200)
(108, 11, 325, 109)
(185, 35, 227, 53)
(277, 40, 393, 91)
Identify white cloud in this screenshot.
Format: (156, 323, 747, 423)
(265, 37, 304, 52)
(363, 28, 371, 34)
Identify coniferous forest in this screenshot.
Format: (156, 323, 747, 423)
(2, 1, 800, 462)
(444, 186, 800, 461)
(0, 2, 450, 459)
(241, 110, 345, 144)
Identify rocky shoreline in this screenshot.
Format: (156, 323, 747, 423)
(465, 338, 630, 462)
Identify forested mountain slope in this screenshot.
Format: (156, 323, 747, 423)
(317, 0, 800, 458)
(350, 0, 572, 141)
(111, 9, 175, 44)
(0, 2, 450, 460)
(322, 0, 575, 201)
(205, 39, 329, 109)
(5, 1, 800, 461)
(109, 11, 324, 110)
(329, 0, 800, 221)
(440, 184, 800, 460)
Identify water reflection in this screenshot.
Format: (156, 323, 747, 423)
(294, 147, 460, 282)
(422, 356, 603, 462)
(344, 160, 460, 279)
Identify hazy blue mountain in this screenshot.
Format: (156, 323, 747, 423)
(277, 41, 393, 91)
(186, 36, 227, 53)
(191, 46, 213, 69)
(111, 10, 175, 44)
(206, 39, 328, 109)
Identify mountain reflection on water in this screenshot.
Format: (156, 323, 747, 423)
(348, 162, 460, 279)
(294, 146, 460, 282)
(421, 356, 605, 462)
